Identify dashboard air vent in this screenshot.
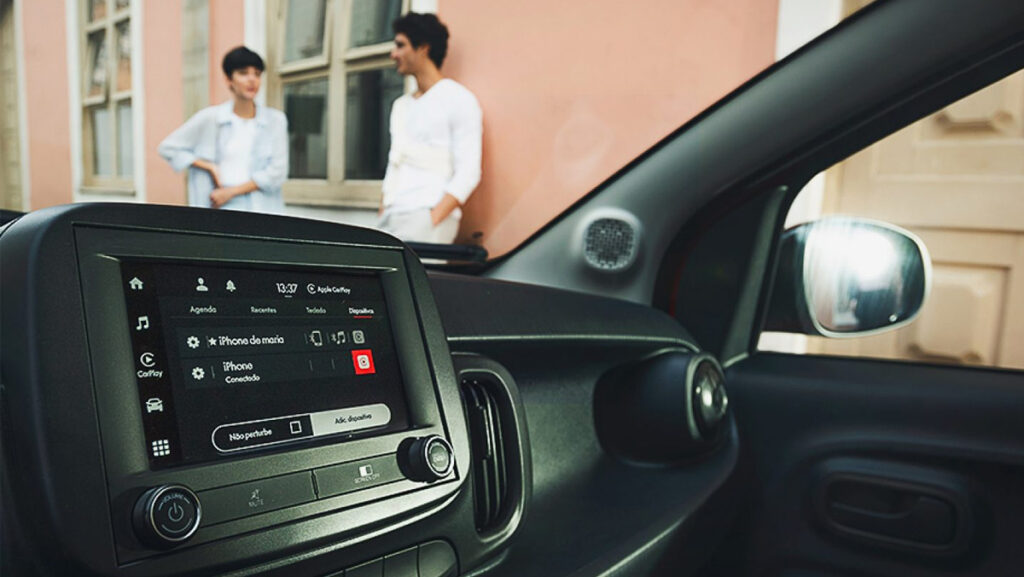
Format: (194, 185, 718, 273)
(461, 378, 510, 532)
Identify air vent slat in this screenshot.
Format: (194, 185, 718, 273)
(484, 392, 504, 523)
(461, 378, 510, 532)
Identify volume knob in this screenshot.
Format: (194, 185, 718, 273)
(132, 484, 202, 548)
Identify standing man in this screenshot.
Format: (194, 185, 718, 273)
(379, 13, 482, 244)
(159, 46, 288, 212)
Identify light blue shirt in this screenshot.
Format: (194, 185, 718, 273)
(158, 101, 289, 212)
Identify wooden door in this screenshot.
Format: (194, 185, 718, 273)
(0, 0, 24, 210)
(808, 71, 1024, 370)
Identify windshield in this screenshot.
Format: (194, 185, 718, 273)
(2, 0, 859, 259)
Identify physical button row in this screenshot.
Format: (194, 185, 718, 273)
(195, 451, 424, 526)
(133, 437, 455, 548)
(324, 541, 457, 577)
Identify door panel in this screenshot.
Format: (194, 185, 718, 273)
(712, 353, 1024, 577)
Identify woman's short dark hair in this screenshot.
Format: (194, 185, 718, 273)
(393, 12, 450, 69)
(222, 46, 265, 78)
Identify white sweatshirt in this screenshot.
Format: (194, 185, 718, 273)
(381, 79, 483, 218)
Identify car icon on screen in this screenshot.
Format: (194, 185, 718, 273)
(145, 398, 164, 413)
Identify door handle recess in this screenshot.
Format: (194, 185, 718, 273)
(826, 482, 954, 545)
(813, 458, 973, 557)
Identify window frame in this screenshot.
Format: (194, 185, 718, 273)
(267, 0, 410, 209)
(80, 0, 134, 195)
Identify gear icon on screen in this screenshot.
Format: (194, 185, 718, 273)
(192, 367, 205, 380)
(187, 336, 200, 349)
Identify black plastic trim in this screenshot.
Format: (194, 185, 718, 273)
(0, 204, 471, 576)
(429, 272, 698, 350)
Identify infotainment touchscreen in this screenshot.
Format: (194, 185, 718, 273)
(119, 260, 411, 469)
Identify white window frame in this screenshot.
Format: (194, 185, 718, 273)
(267, 0, 409, 208)
(79, 0, 136, 195)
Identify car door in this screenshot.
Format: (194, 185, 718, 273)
(716, 355, 1024, 576)
(653, 12, 1024, 577)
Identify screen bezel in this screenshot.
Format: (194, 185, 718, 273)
(75, 225, 455, 561)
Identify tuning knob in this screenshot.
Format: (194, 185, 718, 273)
(400, 435, 455, 482)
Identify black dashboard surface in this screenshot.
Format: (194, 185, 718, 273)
(1, 204, 739, 577)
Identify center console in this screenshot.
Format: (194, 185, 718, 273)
(0, 204, 472, 576)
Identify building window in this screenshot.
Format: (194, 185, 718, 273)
(182, 0, 210, 118)
(268, 0, 406, 208)
(82, 0, 134, 193)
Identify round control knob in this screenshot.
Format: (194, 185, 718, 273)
(132, 484, 202, 548)
(692, 359, 728, 437)
(400, 435, 455, 482)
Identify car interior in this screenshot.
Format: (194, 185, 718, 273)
(2, 1, 1024, 576)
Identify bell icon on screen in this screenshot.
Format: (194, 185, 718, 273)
(226, 280, 237, 292)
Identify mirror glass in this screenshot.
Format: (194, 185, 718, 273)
(803, 218, 929, 335)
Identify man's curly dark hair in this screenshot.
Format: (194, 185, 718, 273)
(393, 12, 450, 69)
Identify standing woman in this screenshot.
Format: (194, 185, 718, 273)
(159, 46, 289, 212)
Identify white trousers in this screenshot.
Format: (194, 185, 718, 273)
(377, 208, 460, 244)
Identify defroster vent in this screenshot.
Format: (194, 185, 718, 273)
(461, 378, 511, 532)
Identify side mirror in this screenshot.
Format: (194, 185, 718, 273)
(765, 217, 931, 337)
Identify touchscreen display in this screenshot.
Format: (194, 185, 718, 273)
(120, 260, 411, 469)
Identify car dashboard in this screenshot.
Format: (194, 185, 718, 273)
(0, 204, 737, 577)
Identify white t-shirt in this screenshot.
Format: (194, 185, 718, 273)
(381, 79, 483, 218)
(219, 114, 257, 187)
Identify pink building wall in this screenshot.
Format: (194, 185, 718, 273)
(14, 2, 245, 210)
(21, 0, 73, 209)
(15, 0, 778, 239)
(439, 1, 780, 256)
(208, 0, 246, 105)
(145, 0, 245, 205)
(144, 0, 185, 205)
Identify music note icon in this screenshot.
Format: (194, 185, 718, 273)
(136, 316, 150, 331)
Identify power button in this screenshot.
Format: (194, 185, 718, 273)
(166, 502, 186, 524)
(133, 485, 202, 548)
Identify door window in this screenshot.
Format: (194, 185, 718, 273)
(760, 71, 1024, 371)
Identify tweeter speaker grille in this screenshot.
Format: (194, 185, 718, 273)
(583, 217, 639, 272)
